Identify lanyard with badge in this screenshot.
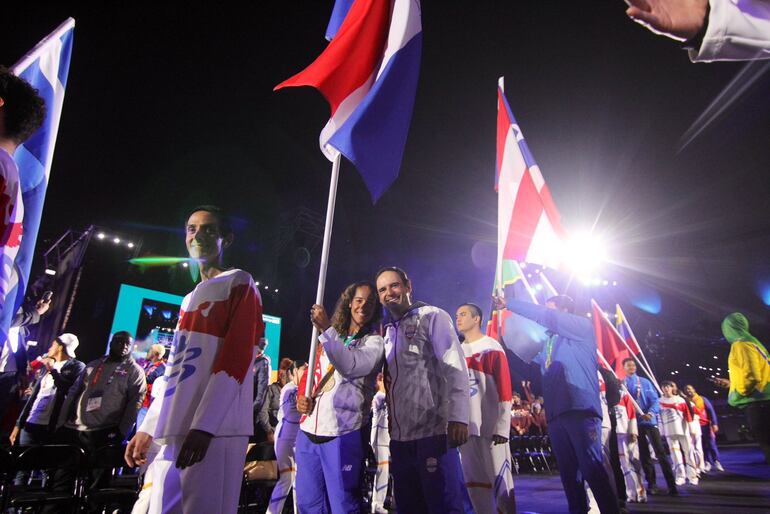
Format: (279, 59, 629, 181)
(86, 358, 127, 412)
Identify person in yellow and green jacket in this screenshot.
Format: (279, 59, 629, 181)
(717, 313, 770, 463)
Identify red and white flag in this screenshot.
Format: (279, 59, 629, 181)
(496, 77, 567, 270)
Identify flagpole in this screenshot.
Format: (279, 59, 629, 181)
(597, 350, 645, 416)
(597, 305, 663, 395)
(11, 18, 75, 73)
(616, 304, 660, 392)
(304, 154, 342, 398)
(539, 270, 558, 299)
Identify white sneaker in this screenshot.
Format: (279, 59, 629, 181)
(689, 478, 699, 485)
(715, 461, 724, 472)
(675, 478, 686, 486)
(704, 462, 712, 473)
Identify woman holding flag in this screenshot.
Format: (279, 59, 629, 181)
(296, 281, 384, 513)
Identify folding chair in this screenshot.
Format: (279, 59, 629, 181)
(84, 444, 140, 514)
(7, 444, 85, 513)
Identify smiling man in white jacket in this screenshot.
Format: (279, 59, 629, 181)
(375, 267, 470, 513)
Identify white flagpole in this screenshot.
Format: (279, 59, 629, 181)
(616, 304, 660, 392)
(597, 349, 645, 416)
(595, 301, 662, 395)
(304, 154, 341, 397)
(539, 270, 559, 299)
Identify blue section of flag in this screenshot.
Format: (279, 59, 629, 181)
(325, 0, 356, 41)
(1, 21, 75, 344)
(327, 32, 422, 203)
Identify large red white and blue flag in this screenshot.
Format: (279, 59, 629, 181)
(275, 0, 422, 202)
(496, 77, 567, 270)
(1, 19, 75, 344)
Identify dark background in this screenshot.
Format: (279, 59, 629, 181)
(2, 1, 769, 393)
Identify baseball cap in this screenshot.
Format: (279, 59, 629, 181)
(56, 333, 79, 358)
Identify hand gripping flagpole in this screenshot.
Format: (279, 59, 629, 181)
(304, 154, 342, 398)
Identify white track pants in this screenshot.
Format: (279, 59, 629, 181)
(268, 438, 297, 514)
(372, 439, 390, 511)
(665, 435, 698, 484)
(141, 436, 247, 514)
(618, 436, 646, 502)
(459, 435, 516, 514)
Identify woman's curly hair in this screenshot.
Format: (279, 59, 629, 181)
(331, 281, 381, 337)
(0, 67, 46, 144)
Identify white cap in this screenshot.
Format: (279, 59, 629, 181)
(56, 333, 79, 358)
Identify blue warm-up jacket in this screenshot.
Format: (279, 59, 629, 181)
(506, 300, 601, 421)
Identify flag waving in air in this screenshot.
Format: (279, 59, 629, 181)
(275, 0, 422, 202)
(0, 18, 74, 346)
(592, 299, 631, 379)
(496, 77, 567, 270)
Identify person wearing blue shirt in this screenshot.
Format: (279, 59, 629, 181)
(622, 358, 678, 495)
(499, 295, 620, 514)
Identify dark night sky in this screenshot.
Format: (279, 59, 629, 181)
(3, 2, 770, 360)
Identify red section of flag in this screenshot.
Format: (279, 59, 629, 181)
(486, 308, 512, 340)
(592, 300, 631, 379)
(503, 169, 542, 261)
(495, 89, 511, 188)
(273, 0, 390, 116)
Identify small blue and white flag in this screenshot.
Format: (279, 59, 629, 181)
(0, 18, 75, 344)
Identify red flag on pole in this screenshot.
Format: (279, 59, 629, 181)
(592, 299, 631, 379)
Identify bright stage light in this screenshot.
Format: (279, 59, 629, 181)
(274, 289, 279, 293)
(113, 237, 121, 244)
(44, 268, 56, 276)
(564, 232, 607, 275)
(97, 233, 106, 240)
(127, 242, 134, 249)
(255, 281, 260, 286)
(182, 262, 188, 268)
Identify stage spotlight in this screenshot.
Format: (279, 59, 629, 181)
(97, 233, 106, 240)
(264, 285, 269, 290)
(44, 268, 56, 276)
(564, 232, 607, 275)
(255, 281, 260, 286)
(612, 281, 618, 286)
(592, 278, 602, 286)
(580, 276, 592, 286)
(602, 280, 609, 286)
(182, 262, 188, 268)
(113, 237, 121, 244)
(274, 289, 279, 293)
(127, 242, 134, 248)
(534, 283, 543, 291)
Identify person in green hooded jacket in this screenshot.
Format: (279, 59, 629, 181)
(717, 313, 770, 463)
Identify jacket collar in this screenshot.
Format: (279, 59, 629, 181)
(382, 301, 428, 327)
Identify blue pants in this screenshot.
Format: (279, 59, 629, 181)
(549, 412, 619, 514)
(294, 429, 364, 514)
(390, 434, 465, 514)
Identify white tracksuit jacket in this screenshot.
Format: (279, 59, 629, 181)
(382, 302, 469, 442)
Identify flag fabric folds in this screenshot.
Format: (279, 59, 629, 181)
(496, 77, 567, 270)
(325, 0, 356, 40)
(1, 18, 75, 345)
(487, 260, 550, 364)
(592, 299, 631, 379)
(275, 0, 422, 203)
(615, 303, 642, 355)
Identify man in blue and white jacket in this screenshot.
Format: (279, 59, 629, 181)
(375, 267, 470, 513)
